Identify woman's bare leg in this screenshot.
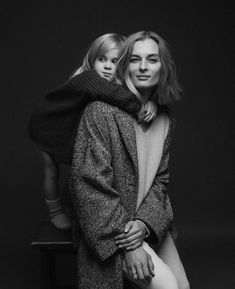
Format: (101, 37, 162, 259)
(157, 233, 190, 289)
(123, 241, 179, 289)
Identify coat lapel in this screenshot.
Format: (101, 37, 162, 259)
(115, 112, 138, 171)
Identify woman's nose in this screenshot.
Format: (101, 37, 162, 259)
(139, 60, 147, 71)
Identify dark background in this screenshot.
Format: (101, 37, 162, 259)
(1, 1, 234, 288)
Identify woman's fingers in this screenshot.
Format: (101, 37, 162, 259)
(116, 232, 141, 247)
(119, 238, 142, 249)
(124, 221, 134, 233)
(115, 233, 126, 240)
(128, 264, 139, 280)
(115, 228, 139, 240)
(147, 253, 155, 277)
(126, 241, 142, 251)
(115, 231, 136, 241)
(135, 264, 144, 280)
(142, 260, 152, 280)
(128, 265, 134, 278)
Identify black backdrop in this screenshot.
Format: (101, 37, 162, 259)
(1, 1, 234, 288)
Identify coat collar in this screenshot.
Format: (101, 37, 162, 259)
(115, 112, 138, 171)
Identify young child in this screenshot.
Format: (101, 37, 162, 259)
(29, 33, 157, 230)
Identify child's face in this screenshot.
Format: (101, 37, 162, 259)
(94, 48, 119, 81)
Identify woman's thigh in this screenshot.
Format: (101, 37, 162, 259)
(124, 241, 179, 289)
(157, 233, 190, 289)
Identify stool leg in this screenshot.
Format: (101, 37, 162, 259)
(40, 249, 56, 289)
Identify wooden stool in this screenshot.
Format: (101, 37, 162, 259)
(31, 221, 137, 289)
(31, 221, 76, 289)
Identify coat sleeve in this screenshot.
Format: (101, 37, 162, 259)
(135, 115, 175, 245)
(70, 102, 130, 262)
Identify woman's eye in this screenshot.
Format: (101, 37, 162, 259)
(112, 58, 118, 64)
(130, 58, 139, 63)
(149, 58, 158, 63)
(98, 57, 105, 62)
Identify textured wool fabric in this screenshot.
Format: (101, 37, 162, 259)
(70, 101, 174, 289)
(28, 70, 141, 164)
(135, 113, 169, 210)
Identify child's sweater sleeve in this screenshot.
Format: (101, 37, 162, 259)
(29, 70, 141, 165)
(68, 70, 141, 115)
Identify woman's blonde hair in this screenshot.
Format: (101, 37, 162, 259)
(117, 31, 182, 104)
(71, 33, 125, 77)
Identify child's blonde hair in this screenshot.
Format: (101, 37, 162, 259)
(72, 33, 125, 77)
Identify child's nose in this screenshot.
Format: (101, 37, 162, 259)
(104, 61, 112, 70)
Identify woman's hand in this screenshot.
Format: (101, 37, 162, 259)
(144, 100, 157, 123)
(123, 247, 155, 280)
(115, 220, 147, 250)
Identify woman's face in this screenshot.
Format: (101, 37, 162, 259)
(94, 48, 119, 81)
(128, 38, 161, 91)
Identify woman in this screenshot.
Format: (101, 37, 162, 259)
(114, 31, 190, 289)
(70, 31, 189, 289)
(29, 33, 157, 230)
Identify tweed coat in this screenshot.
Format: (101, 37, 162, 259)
(70, 101, 174, 289)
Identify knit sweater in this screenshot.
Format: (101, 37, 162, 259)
(135, 113, 169, 210)
(29, 70, 141, 164)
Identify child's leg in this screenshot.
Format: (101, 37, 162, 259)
(42, 151, 59, 200)
(157, 233, 190, 289)
(123, 241, 179, 289)
(42, 151, 71, 230)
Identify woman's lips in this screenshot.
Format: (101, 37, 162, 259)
(136, 75, 151, 80)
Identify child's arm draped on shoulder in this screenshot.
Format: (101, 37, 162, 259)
(68, 70, 143, 119)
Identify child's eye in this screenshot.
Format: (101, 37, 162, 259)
(98, 57, 106, 62)
(112, 58, 118, 64)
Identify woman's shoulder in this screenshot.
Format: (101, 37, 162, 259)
(85, 101, 118, 114)
(82, 101, 120, 125)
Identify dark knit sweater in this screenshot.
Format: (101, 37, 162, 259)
(29, 70, 141, 164)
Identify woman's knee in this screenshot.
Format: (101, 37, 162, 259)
(160, 278, 190, 289)
(179, 280, 190, 289)
(150, 267, 179, 289)
(142, 242, 179, 289)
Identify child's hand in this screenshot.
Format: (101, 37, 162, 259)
(136, 104, 145, 123)
(114, 220, 146, 251)
(144, 100, 157, 123)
